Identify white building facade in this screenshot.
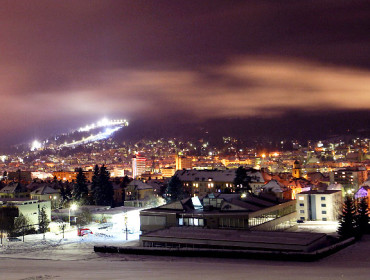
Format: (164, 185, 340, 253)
(1, 199, 51, 229)
(296, 190, 342, 221)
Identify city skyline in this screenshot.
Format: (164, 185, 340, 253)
(1, 1, 369, 146)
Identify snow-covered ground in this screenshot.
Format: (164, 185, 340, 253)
(0, 222, 140, 260)
(296, 221, 339, 235)
(2, 221, 370, 280)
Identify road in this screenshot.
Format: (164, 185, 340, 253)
(1, 234, 370, 280)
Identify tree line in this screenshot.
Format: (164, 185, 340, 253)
(60, 165, 115, 207)
(338, 196, 369, 239)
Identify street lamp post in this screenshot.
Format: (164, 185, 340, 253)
(68, 203, 78, 225)
(123, 213, 128, 240)
(125, 215, 128, 240)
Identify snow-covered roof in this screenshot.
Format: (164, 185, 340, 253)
(327, 183, 342, 191)
(262, 180, 285, 193)
(0, 182, 26, 194)
(127, 180, 153, 190)
(360, 180, 370, 188)
(30, 185, 59, 195)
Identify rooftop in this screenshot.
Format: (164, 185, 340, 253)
(142, 227, 327, 247)
(299, 190, 341, 195)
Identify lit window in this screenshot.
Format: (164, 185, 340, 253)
(299, 197, 304, 201)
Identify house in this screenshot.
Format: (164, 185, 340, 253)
(124, 180, 154, 207)
(306, 172, 330, 186)
(286, 178, 312, 199)
(296, 190, 342, 221)
(112, 181, 125, 206)
(146, 179, 166, 197)
(0, 182, 28, 199)
(261, 180, 292, 200)
(30, 185, 60, 209)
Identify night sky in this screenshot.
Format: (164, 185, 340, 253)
(1, 0, 369, 146)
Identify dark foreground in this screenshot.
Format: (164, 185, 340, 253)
(1, 236, 370, 280)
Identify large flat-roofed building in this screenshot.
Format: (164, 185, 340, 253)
(140, 227, 328, 253)
(161, 167, 175, 178)
(140, 193, 296, 234)
(330, 167, 368, 193)
(0, 198, 51, 230)
(296, 190, 342, 221)
(7, 171, 32, 184)
(53, 170, 94, 182)
(175, 154, 192, 170)
(132, 155, 146, 179)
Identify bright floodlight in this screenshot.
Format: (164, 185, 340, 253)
(70, 203, 78, 211)
(31, 140, 42, 151)
(101, 117, 109, 126)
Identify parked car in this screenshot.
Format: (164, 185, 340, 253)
(78, 228, 93, 236)
(7, 237, 21, 242)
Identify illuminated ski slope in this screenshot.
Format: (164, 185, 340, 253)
(61, 126, 123, 148)
(77, 118, 129, 132)
(30, 118, 128, 151)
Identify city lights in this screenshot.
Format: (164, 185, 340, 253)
(31, 140, 42, 151)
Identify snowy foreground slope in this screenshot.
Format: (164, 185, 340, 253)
(1, 226, 370, 280)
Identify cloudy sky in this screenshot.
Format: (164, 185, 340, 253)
(1, 0, 369, 146)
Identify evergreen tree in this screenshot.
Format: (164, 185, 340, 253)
(60, 183, 72, 207)
(234, 166, 252, 193)
(13, 213, 31, 236)
(338, 196, 358, 239)
(97, 165, 114, 206)
(357, 197, 369, 234)
(91, 164, 100, 205)
(166, 175, 186, 202)
(73, 168, 88, 203)
(38, 206, 50, 237)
